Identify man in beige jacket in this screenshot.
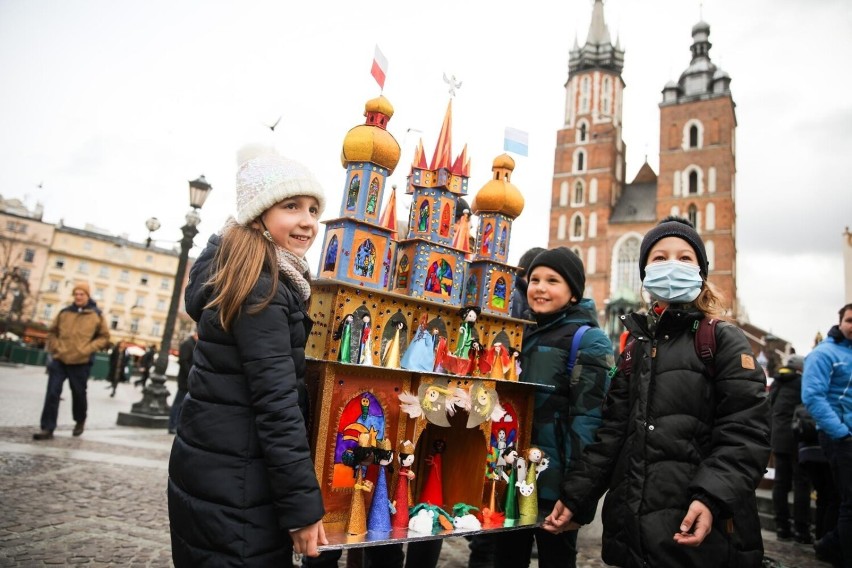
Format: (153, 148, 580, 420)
(33, 282, 110, 440)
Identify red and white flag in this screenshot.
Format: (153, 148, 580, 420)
(371, 45, 388, 89)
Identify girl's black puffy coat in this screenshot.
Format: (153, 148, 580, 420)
(168, 234, 324, 567)
(561, 308, 771, 568)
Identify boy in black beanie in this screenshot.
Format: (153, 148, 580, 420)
(494, 246, 613, 568)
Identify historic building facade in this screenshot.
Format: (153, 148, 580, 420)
(549, 0, 738, 343)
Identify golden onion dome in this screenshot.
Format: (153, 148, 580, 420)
(471, 154, 525, 218)
(341, 96, 401, 173)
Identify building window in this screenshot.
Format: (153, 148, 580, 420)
(146, 254, 153, 264)
(688, 204, 698, 228)
(6, 221, 26, 233)
(43, 304, 54, 320)
(160, 278, 170, 291)
(156, 299, 166, 311)
(78, 261, 89, 274)
(54, 258, 65, 269)
(689, 125, 699, 148)
(134, 296, 146, 308)
(559, 181, 569, 206)
(94, 287, 105, 301)
(110, 315, 120, 330)
(688, 170, 699, 195)
(576, 120, 589, 143)
(572, 181, 585, 205)
(140, 274, 149, 286)
(130, 318, 140, 333)
(99, 266, 109, 278)
(152, 322, 162, 337)
(120, 270, 129, 282)
(18, 268, 30, 281)
(614, 236, 642, 297)
(574, 149, 586, 172)
(557, 214, 567, 240)
(23, 248, 35, 263)
(580, 76, 591, 113)
(115, 291, 125, 304)
(683, 119, 704, 150)
(570, 213, 585, 241)
(602, 76, 612, 115)
(48, 280, 60, 293)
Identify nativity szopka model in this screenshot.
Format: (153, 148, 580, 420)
(305, 93, 544, 548)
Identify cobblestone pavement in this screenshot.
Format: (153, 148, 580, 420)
(0, 364, 834, 567)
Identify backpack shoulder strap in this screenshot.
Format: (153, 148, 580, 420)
(566, 324, 591, 375)
(693, 317, 719, 377)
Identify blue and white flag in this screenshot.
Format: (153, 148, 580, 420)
(503, 127, 529, 157)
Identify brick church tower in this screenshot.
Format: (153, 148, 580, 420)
(548, 0, 738, 344)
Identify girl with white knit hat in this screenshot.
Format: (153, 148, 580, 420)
(168, 145, 334, 566)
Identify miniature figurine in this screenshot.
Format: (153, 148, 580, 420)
(500, 447, 521, 523)
(400, 314, 438, 372)
(382, 320, 405, 369)
(398, 383, 454, 427)
(506, 347, 521, 381)
(462, 380, 506, 428)
(484, 342, 512, 379)
(367, 439, 394, 532)
(391, 440, 416, 529)
(408, 503, 453, 533)
(358, 314, 373, 365)
(517, 446, 549, 524)
(343, 432, 376, 535)
(451, 503, 481, 530)
(418, 439, 446, 507)
(454, 306, 480, 359)
(333, 313, 354, 363)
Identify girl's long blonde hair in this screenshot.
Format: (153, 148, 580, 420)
(204, 223, 278, 331)
(695, 279, 727, 319)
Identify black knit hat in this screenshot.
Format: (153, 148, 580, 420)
(638, 216, 708, 280)
(526, 247, 586, 299)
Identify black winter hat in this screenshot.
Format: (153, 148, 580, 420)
(638, 216, 709, 280)
(526, 247, 586, 300)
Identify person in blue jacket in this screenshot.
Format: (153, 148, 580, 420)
(802, 303, 852, 567)
(494, 246, 613, 568)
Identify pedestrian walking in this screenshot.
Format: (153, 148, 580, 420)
(168, 144, 333, 566)
(492, 247, 613, 568)
(107, 341, 128, 398)
(543, 217, 771, 568)
(168, 330, 195, 434)
(134, 345, 157, 388)
(33, 281, 110, 440)
(802, 303, 852, 567)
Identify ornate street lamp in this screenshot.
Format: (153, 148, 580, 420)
(117, 175, 212, 427)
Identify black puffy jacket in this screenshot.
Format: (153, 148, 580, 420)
(561, 308, 771, 568)
(769, 367, 802, 454)
(168, 234, 324, 567)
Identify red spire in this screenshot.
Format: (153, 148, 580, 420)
(430, 100, 453, 170)
(378, 186, 398, 234)
(412, 139, 427, 169)
(452, 144, 469, 176)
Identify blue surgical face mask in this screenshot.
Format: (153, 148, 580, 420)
(642, 260, 703, 303)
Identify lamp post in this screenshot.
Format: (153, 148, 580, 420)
(117, 175, 212, 428)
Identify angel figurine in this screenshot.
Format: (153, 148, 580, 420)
(333, 313, 354, 363)
(367, 439, 394, 532)
(517, 446, 549, 524)
(398, 383, 454, 427)
(460, 380, 506, 428)
(391, 440, 416, 529)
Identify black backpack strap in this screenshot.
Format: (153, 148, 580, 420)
(693, 317, 719, 377)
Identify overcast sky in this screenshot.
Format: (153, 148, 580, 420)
(0, 0, 849, 355)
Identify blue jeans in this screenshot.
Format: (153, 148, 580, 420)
(40, 359, 92, 431)
(168, 388, 188, 432)
(820, 431, 852, 567)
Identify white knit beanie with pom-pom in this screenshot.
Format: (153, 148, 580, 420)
(234, 144, 326, 225)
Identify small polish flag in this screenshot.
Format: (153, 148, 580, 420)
(371, 45, 388, 90)
(503, 127, 529, 157)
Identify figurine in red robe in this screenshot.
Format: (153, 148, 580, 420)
(391, 440, 416, 529)
(418, 439, 446, 507)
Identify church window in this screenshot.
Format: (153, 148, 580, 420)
(689, 125, 699, 148)
(688, 170, 699, 195)
(570, 213, 584, 241)
(557, 214, 567, 240)
(683, 119, 704, 150)
(574, 149, 586, 172)
(560, 181, 569, 206)
(580, 77, 591, 113)
(572, 180, 585, 205)
(577, 120, 589, 143)
(687, 204, 698, 228)
(602, 76, 612, 114)
(614, 236, 642, 298)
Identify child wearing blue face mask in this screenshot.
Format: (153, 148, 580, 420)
(542, 217, 771, 568)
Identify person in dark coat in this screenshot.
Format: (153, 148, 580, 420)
(494, 247, 613, 568)
(543, 217, 771, 568)
(168, 145, 332, 567)
(167, 330, 195, 434)
(134, 344, 157, 387)
(769, 354, 812, 543)
(107, 341, 128, 398)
